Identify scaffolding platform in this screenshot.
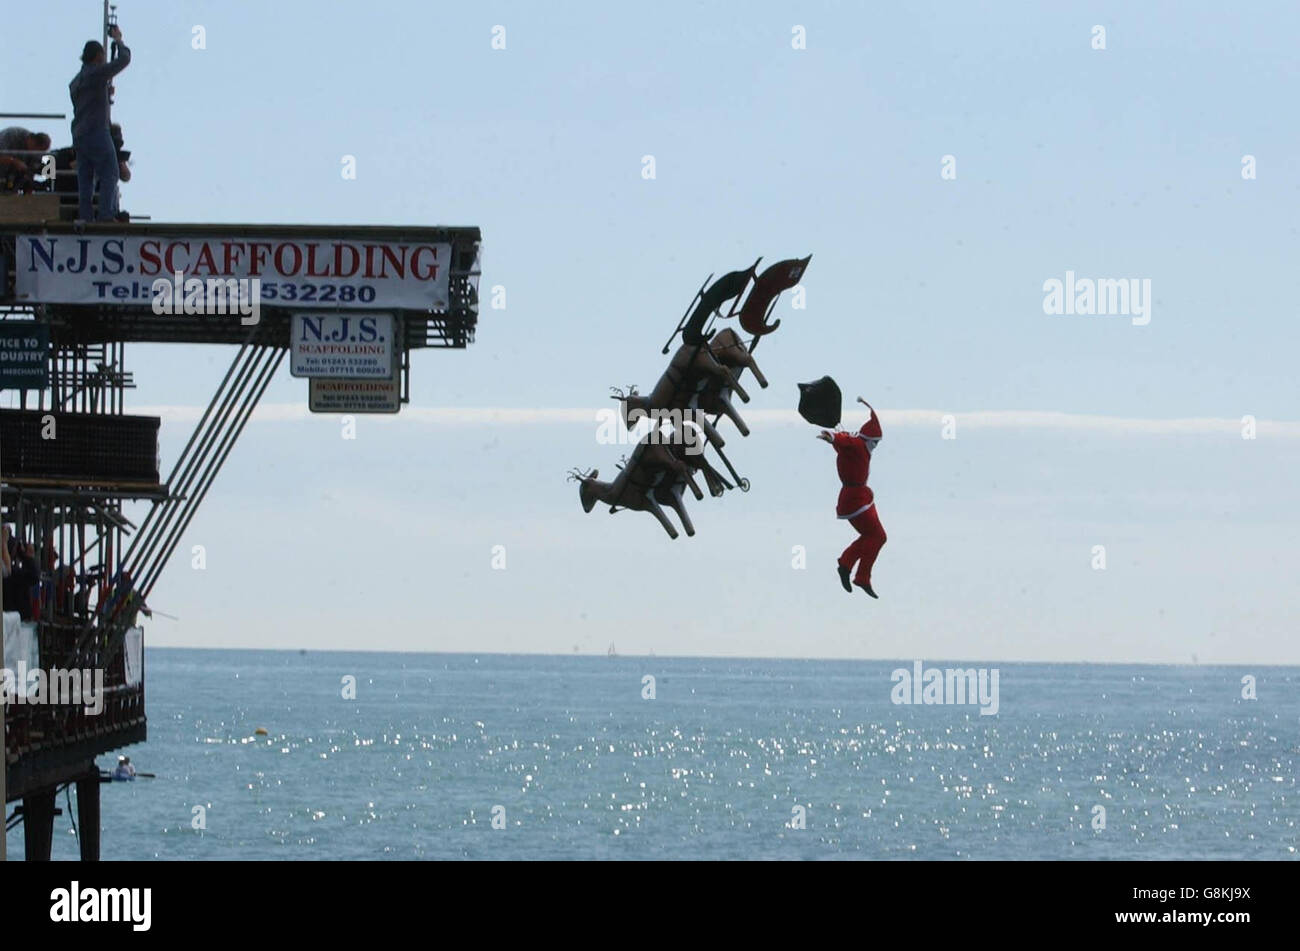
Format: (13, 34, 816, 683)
(0, 409, 159, 484)
(0, 221, 482, 349)
(2, 220, 482, 858)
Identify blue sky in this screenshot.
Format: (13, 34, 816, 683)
(4, 1, 1297, 662)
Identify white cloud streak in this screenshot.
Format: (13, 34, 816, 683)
(128, 403, 1300, 437)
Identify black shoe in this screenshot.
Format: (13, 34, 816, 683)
(854, 581, 878, 599)
(837, 565, 852, 593)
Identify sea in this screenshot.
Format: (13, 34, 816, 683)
(11, 649, 1298, 860)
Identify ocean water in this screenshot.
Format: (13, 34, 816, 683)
(11, 649, 1298, 860)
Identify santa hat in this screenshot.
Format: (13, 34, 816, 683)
(857, 414, 882, 440)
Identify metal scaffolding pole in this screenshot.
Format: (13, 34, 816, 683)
(123, 336, 267, 585)
(138, 348, 284, 597)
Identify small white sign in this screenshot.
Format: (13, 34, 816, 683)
(290, 312, 395, 379)
(308, 377, 401, 414)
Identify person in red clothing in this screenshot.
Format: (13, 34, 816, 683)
(817, 397, 886, 598)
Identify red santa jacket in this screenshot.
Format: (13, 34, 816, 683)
(831, 409, 881, 518)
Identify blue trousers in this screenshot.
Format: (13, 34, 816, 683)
(75, 134, 119, 221)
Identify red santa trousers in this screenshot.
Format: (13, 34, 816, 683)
(838, 503, 887, 586)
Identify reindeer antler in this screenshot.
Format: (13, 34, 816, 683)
(566, 467, 593, 483)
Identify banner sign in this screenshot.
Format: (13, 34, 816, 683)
(0, 322, 50, 390)
(290, 312, 395, 379)
(309, 378, 401, 414)
(11, 234, 451, 311)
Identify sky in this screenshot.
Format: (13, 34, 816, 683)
(3, 0, 1297, 663)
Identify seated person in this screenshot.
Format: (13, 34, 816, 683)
(74, 564, 104, 616)
(109, 123, 131, 220)
(102, 569, 150, 626)
(112, 756, 136, 781)
(50, 145, 79, 195)
(2, 534, 39, 620)
(122, 587, 152, 627)
(54, 564, 77, 618)
(0, 127, 53, 191)
(110, 123, 131, 183)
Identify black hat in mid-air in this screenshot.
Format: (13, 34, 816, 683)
(797, 375, 842, 428)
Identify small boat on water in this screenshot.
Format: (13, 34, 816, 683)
(607, 642, 617, 657)
(100, 755, 154, 781)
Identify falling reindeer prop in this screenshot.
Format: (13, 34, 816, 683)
(569, 434, 706, 539)
(573, 254, 811, 537)
(610, 328, 769, 448)
(659, 431, 733, 499)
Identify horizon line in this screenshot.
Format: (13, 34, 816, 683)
(139, 643, 1292, 669)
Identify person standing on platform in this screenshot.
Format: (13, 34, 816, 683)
(69, 24, 131, 221)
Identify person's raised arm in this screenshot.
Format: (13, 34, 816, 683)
(106, 31, 131, 76)
(85, 28, 131, 82)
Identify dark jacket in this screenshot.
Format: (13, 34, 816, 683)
(69, 42, 131, 143)
(3, 552, 40, 620)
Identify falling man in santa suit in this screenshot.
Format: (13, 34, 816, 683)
(817, 397, 887, 598)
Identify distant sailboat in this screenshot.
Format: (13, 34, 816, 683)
(607, 642, 617, 657)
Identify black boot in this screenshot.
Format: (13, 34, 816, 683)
(854, 580, 878, 599)
(837, 564, 852, 593)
